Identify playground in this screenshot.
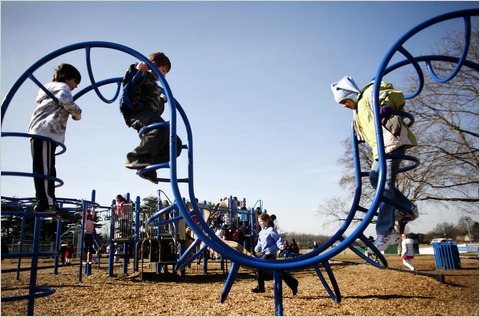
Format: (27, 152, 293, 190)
(1, 253, 478, 316)
(1, 6, 478, 317)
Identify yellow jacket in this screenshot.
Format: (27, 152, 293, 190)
(355, 82, 417, 159)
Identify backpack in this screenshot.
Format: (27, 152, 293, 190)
(119, 64, 146, 126)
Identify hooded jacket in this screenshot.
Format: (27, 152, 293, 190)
(355, 82, 417, 159)
(28, 82, 82, 144)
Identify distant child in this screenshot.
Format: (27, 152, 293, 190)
(120, 52, 182, 184)
(28, 63, 82, 213)
(289, 239, 299, 255)
(401, 233, 415, 270)
(331, 76, 418, 252)
(252, 213, 298, 295)
(80, 206, 95, 263)
(114, 194, 129, 219)
(60, 241, 68, 265)
(65, 242, 74, 265)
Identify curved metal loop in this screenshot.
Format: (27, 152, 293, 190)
(1, 287, 56, 302)
(391, 110, 415, 127)
(396, 46, 425, 99)
(425, 16, 472, 83)
(138, 121, 170, 138)
(344, 234, 388, 269)
(314, 262, 341, 303)
(384, 153, 421, 173)
(145, 203, 178, 226)
(73, 77, 123, 101)
(375, 9, 478, 102)
(2, 132, 67, 155)
(1, 171, 65, 188)
(85, 47, 121, 103)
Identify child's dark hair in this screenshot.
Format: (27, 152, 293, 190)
(259, 213, 272, 223)
(149, 52, 171, 71)
(52, 64, 81, 84)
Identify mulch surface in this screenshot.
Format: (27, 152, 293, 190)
(1, 254, 478, 316)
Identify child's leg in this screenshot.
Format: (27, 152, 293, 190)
(31, 139, 57, 209)
(403, 258, 415, 270)
(255, 269, 266, 291)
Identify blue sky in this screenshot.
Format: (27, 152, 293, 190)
(1, 1, 478, 236)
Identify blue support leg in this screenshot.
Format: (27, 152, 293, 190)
(273, 271, 283, 316)
(220, 261, 239, 303)
(314, 261, 341, 303)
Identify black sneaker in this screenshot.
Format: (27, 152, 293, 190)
(33, 204, 48, 212)
(46, 205, 69, 216)
(251, 287, 265, 293)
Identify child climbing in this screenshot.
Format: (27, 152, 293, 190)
(28, 63, 82, 213)
(120, 52, 182, 184)
(331, 76, 419, 252)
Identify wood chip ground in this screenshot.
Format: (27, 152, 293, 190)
(1, 254, 478, 316)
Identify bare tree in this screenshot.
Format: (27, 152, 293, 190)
(400, 27, 479, 211)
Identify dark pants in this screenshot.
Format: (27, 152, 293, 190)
(126, 108, 182, 165)
(255, 254, 297, 291)
(31, 139, 57, 208)
(84, 234, 94, 253)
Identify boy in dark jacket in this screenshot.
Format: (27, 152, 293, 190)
(121, 52, 182, 184)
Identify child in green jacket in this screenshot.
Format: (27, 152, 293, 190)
(331, 76, 418, 252)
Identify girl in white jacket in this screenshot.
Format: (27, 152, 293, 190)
(28, 64, 82, 213)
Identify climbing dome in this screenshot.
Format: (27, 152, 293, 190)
(1, 9, 478, 316)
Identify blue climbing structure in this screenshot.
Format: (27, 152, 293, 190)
(1, 9, 478, 316)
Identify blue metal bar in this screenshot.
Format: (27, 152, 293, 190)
(73, 77, 123, 101)
(53, 219, 62, 275)
(273, 271, 283, 316)
(1, 132, 66, 155)
(78, 200, 87, 282)
(108, 200, 115, 277)
(1, 287, 56, 303)
(133, 196, 141, 273)
(220, 261, 239, 303)
(314, 262, 341, 303)
(174, 239, 205, 273)
(27, 74, 60, 105)
(2, 41, 156, 124)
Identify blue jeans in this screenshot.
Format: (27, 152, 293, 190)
(369, 146, 413, 235)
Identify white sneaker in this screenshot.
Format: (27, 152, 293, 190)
(373, 231, 401, 252)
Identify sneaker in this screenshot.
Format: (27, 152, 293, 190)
(46, 205, 69, 216)
(251, 287, 265, 293)
(125, 160, 150, 169)
(373, 231, 401, 252)
(33, 204, 48, 213)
